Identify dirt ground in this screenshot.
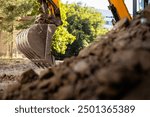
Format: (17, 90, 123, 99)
(0, 59, 39, 75)
(0, 59, 41, 97)
(0, 59, 63, 97)
(0, 6, 150, 100)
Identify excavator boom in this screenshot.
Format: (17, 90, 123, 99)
(108, 0, 131, 22)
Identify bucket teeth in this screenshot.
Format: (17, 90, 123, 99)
(16, 24, 56, 68)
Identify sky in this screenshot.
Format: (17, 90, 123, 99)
(61, 0, 133, 13)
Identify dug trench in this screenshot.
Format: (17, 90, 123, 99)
(1, 6, 150, 100)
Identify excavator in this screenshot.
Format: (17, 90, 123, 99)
(16, 0, 149, 68)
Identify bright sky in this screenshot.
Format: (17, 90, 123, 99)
(61, 0, 133, 13)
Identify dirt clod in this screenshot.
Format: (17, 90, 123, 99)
(18, 69, 39, 84)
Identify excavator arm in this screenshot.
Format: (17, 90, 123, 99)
(47, 0, 61, 17)
(36, 0, 62, 26)
(108, 0, 132, 22)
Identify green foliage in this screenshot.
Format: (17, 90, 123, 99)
(0, 0, 39, 32)
(52, 26, 75, 54)
(64, 3, 108, 56)
(52, 3, 108, 58)
(52, 3, 76, 54)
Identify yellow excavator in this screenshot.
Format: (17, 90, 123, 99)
(16, 0, 149, 68)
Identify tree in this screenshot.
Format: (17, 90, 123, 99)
(52, 3, 76, 55)
(52, 3, 107, 59)
(65, 3, 108, 56)
(0, 0, 39, 57)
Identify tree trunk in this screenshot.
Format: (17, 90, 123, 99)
(0, 30, 1, 39)
(9, 24, 14, 58)
(9, 41, 13, 58)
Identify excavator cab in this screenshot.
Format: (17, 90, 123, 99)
(16, 0, 62, 68)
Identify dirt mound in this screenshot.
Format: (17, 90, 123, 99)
(2, 6, 150, 100)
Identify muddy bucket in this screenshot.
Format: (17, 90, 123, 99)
(16, 24, 57, 68)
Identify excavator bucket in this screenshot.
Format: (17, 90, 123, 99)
(16, 24, 57, 68)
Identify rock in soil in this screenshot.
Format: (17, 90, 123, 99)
(1, 5, 150, 100)
(17, 69, 39, 84)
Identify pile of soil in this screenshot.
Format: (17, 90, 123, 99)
(2, 6, 150, 100)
